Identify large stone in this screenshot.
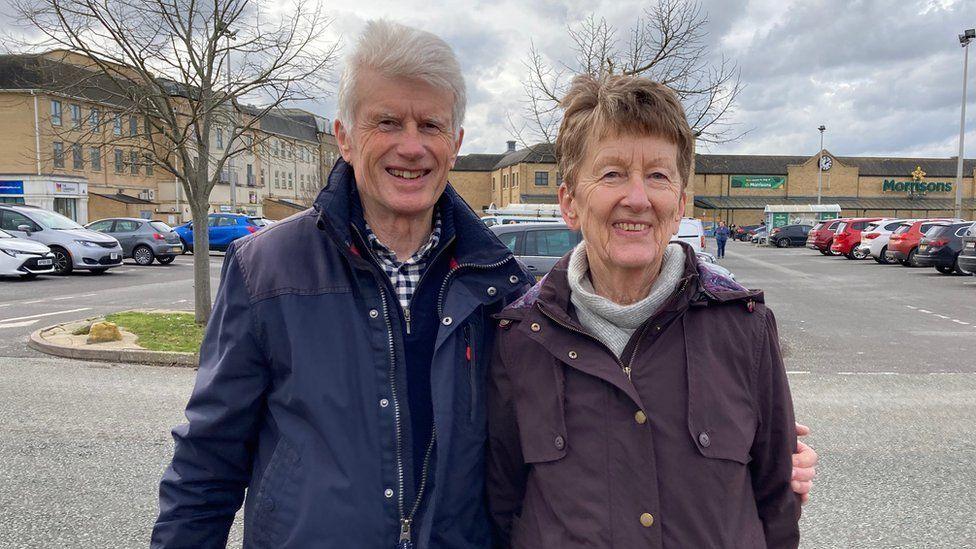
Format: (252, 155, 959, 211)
(87, 321, 123, 344)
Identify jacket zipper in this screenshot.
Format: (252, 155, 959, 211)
(435, 255, 517, 320)
(403, 235, 457, 335)
(463, 324, 477, 422)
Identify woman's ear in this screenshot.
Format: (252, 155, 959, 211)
(558, 183, 580, 230)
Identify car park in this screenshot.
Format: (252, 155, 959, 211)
(957, 230, 976, 275)
(887, 218, 963, 267)
(806, 219, 844, 255)
(0, 227, 56, 279)
(0, 204, 123, 275)
(490, 222, 581, 277)
(915, 221, 974, 275)
(173, 213, 265, 252)
(769, 224, 813, 248)
(86, 218, 184, 265)
(860, 218, 912, 264)
(830, 217, 882, 259)
(696, 251, 736, 280)
(734, 224, 762, 241)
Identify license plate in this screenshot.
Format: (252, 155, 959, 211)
(172, 246, 182, 253)
(919, 245, 927, 251)
(969, 242, 976, 250)
(38, 259, 53, 266)
(110, 253, 120, 260)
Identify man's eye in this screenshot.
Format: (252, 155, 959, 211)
(378, 120, 398, 129)
(422, 122, 442, 133)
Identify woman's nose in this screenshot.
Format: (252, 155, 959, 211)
(620, 174, 652, 211)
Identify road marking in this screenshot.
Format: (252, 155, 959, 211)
(787, 371, 810, 375)
(0, 308, 91, 323)
(919, 309, 932, 314)
(0, 319, 40, 329)
(906, 305, 918, 310)
(22, 299, 46, 304)
(935, 314, 951, 319)
(952, 319, 970, 325)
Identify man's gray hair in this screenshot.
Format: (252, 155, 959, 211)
(337, 20, 467, 136)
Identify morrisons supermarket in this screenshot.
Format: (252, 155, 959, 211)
(692, 150, 976, 225)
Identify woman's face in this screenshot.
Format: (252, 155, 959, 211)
(559, 133, 685, 276)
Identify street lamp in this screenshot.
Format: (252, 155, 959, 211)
(954, 29, 975, 219)
(817, 125, 826, 205)
(216, 20, 238, 211)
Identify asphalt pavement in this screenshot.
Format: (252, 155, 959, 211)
(0, 242, 974, 547)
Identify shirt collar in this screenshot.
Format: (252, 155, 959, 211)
(364, 211, 442, 266)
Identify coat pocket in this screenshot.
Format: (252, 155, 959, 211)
(250, 438, 303, 546)
(510, 359, 568, 464)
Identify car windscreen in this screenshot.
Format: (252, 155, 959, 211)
(827, 221, 840, 230)
(812, 223, 824, 231)
(149, 221, 173, 232)
(28, 209, 84, 230)
(920, 223, 945, 235)
(249, 217, 268, 227)
(923, 225, 949, 238)
(884, 221, 904, 231)
(523, 228, 577, 257)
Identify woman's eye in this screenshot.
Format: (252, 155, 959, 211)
(602, 171, 622, 180)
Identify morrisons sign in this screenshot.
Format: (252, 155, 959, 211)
(882, 166, 952, 194)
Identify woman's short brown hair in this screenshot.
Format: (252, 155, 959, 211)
(555, 74, 695, 192)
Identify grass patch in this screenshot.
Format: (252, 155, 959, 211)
(104, 312, 203, 353)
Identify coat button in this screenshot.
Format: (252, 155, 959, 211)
(379, 398, 389, 408)
(509, 275, 519, 284)
(261, 498, 275, 512)
(698, 432, 711, 447)
(568, 350, 578, 359)
(634, 410, 647, 425)
(487, 286, 497, 296)
(369, 309, 379, 319)
(640, 513, 654, 527)
(530, 322, 541, 332)
(384, 488, 394, 498)
(442, 316, 453, 326)
(554, 435, 565, 450)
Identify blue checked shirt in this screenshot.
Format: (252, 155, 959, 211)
(364, 213, 443, 314)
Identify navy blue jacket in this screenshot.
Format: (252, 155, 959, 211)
(151, 160, 534, 548)
(715, 226, 731, 241)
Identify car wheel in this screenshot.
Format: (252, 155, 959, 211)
(936, 265, 954, 275)
(844, 251, 857, 260)
(133, 245, 155, 266)
(50, 246, 72, 275)
(777, 238, 789, 248)
(157, 255, 175, 265)
(907, 247, 919, 267)
(953, 255, 969, 275)
(90, 268, 108, 275)
(819, 249, 829, 255)
(877, 245, 891, 265)
(180, 238, 192, 254)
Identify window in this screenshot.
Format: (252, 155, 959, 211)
(71, 104, 82, 128)
(275, 171, 280, 189)
(144, 154, 154, 175)
(149, 221, 173, 232)
(72, 143, 83, 169)
(216, 128, 224, 148)
(113, 114, 122, 136)
(556, 172, 563, 185)
(207, 216, 219, 227)
(116, 220, 141, 232)
(51, 100, 62, 126)
(300, 173, 305, 190)
(129, 116, 138, 137)
(244, 134, 253, 147)
(274, 140, 280, 157)
(514, 173, 518, 187)
(217, 216, 237, 227)
(503, 174, 508, 188)
(0, 210, 40, 231)
(114, 148, 124, 172)
(534, 171, 549, 186)
(261, 168, 265, 186)
(288, 172, 293, 189)
(492, 177, 496, 190)
(130, 151, 139, 175)
(89, 108, 100, 133)
(884, 221, 904, 231)
(496, 231, 519, 253)
(524, 228, 578, 258)
(87, 220, 114, 232)
(893, 224, 911, 234)
(90, 147, 101, 171)
(288, 144, 293, 159)
(53, 142, 65, 168)
(144, 117, 151, 136)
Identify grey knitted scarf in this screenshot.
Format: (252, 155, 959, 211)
(567, 242, 686, 359)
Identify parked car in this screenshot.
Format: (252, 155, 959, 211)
(696, 251, 736, 280)
(86, 217, 183, 265)
(957, 229, 976, 275)
(806, 219, 844, 255)
(0, 227, 56, 279)
(0, 204, 122, 275)
(173, 213, 265, 252)
(887, 218, 964, 267)
(490, 222, 581, 277)
(830, 217, 882, 259)
(915, 221, 975, 275)
(673, 217, 705, 253)
(734, 224, 762, 241)
(860, 218, 913, 264)
(750, 226, 768, 244)
(769, 224, 813, 248)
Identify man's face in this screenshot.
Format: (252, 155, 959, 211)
(335, 69, 463, 223)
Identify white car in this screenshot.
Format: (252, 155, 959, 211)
(861, 218, 916, 264)
(671, 218, 705, 254)
(0, 228, 55, 279)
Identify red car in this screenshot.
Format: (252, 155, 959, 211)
(887, 218, 962, 267)
(806, 218, 846, 255)
(830, 217, 882, 259)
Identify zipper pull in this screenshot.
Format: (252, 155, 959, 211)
(623, 366, 632, 381)
(463, 325, 472, 363)
(404, 307, 411, 334)
(397, 519, 413, 549)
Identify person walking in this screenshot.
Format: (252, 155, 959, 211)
(715, 220, 731, 258)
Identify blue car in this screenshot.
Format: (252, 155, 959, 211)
(174, 214, 268, 252)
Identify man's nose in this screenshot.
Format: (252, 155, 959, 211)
(396, 125, 425, 159)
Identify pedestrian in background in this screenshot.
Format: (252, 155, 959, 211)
(715, 220, 731, 258)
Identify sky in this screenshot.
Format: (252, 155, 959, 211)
(4, 0, 974, 159)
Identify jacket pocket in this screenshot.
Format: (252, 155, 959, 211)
(510, 359, 568, 464)
(250, 438, 303, 546)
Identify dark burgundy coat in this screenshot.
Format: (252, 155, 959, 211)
(487, 244, 800, 548)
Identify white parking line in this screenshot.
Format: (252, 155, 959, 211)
(0, 319, 40, 329)
(919, 309, 932, 314)
(0, 308, 91, 323)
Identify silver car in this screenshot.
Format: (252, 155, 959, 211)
(490, 222, 582, 278)
(0, 204, 123, 275)
(86, 217, 183, 265)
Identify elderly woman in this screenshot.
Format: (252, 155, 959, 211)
(486, 75, 802, 548)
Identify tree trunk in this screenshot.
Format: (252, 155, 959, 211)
(189, 199, 213, 325)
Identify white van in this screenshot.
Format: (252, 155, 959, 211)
(481, 215, 562, 227)
(671, 218, 705, 254)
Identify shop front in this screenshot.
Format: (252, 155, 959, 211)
(0, 175, 89, 222)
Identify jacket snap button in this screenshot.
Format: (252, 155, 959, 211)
(384, 488, 394, 498)
(568, 350, 578, 359)
(487, 286, 497, 296)
(554, 435, 565, 450)
(698, 432, 711, 447)
(640, 513, 654, 527)
(261, 498, 275, 512)
(530, 323, 541, 332)
(634, 410, 647, 425)
(369, 309, 379, 319)
(442, 317, 453, 326)
(379, 398, 389, 408)
(509, 275, 519, 284)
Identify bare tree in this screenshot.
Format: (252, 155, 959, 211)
(9, 0, 338, 324)
(513, 0, 744, 146)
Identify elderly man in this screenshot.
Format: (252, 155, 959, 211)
(151, 20, 816, 548)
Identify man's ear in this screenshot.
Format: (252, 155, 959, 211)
(449, 127, 465, 169)
(335, 119, 354, 163)
(558, 183, 580, 230)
